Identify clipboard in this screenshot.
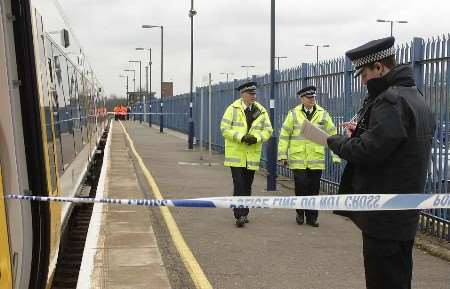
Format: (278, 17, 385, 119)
(299, 119, 330, 147)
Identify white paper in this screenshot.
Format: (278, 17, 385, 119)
(300, 119, 329, 147)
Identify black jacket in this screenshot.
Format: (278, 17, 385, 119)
(327, 65, 435, 241)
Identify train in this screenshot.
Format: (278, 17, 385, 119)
(0, 0, 108, 288)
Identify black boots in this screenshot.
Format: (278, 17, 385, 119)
(296, 214, 319, 227)
(235, 216, 246, 227)
(235, 216, 249, 227)
(296, 214, 305, 225)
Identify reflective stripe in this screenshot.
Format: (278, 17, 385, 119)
(222, 118, 232, 125)
(279, 135, 291, 140)
(225, 157, 241, 163)
(233, 121, 245, 127)
(289, 136, 305, 140)
(326, 127, 336, 134)
(308, 160, 324, 164)
(291, 110, 299, 126)
(233, 132, 241, 142)
(289, 159, 305, 164)
(253, 125, 264, 130)
(247, 161, 260, 166)
(232, 107, 238, 124)
(317, 125, 325, 130)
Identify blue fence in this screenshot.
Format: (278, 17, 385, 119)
(132, 35, 450, 241)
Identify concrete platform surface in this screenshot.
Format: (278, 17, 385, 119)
(77, 122, 171, 289)
(123, 120, 450, 289)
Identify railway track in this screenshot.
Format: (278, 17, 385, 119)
(51, 127, 108, 289)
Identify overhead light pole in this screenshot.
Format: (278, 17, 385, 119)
(142, 24, 164, 133)
(188, 0, 197, 149)
(119, 74, 129, 101)
(304, 44, 330, 66)
(241, 65, 255, 79)
(274, 56, 287, 71)
(123, 69, 135, 106)
(267, 0, 277, 191)
(220, 72, 234, 83)
(136, 48, 152, 124)
(376, 19, 408, 36)
(129, 60, 142, 122)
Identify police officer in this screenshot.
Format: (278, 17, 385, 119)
(220, 81, 273, 227)
(278, 86, 339, 227)
(327, 37, 435, 289)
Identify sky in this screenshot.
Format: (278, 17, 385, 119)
(34, 0, 450, 98)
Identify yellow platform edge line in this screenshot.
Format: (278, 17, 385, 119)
(119, 121, 213, 289)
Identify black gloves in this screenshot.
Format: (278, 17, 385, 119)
(241, 134, 257, 145)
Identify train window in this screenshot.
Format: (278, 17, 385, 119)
(54, 51, 76, 171)
(71, 70, 83, 154)
(36, 14, 58, 193)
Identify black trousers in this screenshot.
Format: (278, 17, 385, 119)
(363, 233, 414, 289)
(293, 169, 322, 221)
(230, 167, 255, 219)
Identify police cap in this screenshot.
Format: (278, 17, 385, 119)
(346, 36, 395, 76)
(297, 85, 317, 98)
(237, 81, 257, 94)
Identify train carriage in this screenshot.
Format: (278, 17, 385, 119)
(0, 0, 107, 288)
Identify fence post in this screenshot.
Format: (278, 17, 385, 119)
(160, 99, 164, 133)
(412, 37, 425, 93)
(343, 57, 353, 120)
(301, 63, 308, 88)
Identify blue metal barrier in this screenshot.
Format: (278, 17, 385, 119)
(145, 34, 450, 241)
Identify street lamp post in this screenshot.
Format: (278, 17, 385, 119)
(129, 60, 142, 123)
(119, 74, 129, 101)
(220, 72, 234, 83)
(136, 47, 152, 125)
(304, 44, 330, 66)
(123, 69, 135, 106)
(142, 24, 164, 133)
(241, 65, 255, 79)
(376, 19, 408, 36)
(188, 0, 197, 149)
(274, 56, 287, 71)
(267, 0, 277, 191)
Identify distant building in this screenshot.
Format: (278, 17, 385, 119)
(161, 82, 173, 98)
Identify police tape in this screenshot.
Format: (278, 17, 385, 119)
(107, 112, 188, 115)
(5, 193, 450, 211)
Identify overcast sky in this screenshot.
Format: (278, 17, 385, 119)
(36, 0, 450, 98)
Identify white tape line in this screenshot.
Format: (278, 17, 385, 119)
(5, 193, 450, 211)
(108, 112, 188, 115)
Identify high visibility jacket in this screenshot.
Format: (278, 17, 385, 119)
(278, 104, 340, 170)
(119, 106, 127, 115)
(221, 99, 273, 170)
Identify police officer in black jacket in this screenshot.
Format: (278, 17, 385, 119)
(327, 37, 435, 289)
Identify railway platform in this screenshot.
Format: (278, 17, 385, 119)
(76, 122, 171, 289)
(77, 120, 450, 289)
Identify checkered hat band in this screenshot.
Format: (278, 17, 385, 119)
(299, 90, 316, 97)
(240, 85, 256, 92)
(353, 47, 395, 69)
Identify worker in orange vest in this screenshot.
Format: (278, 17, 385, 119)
(113, 105, 119, 121)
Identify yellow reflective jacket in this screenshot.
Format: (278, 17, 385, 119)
(221, 99, 273, 170)
(278, 104, 340, 169)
